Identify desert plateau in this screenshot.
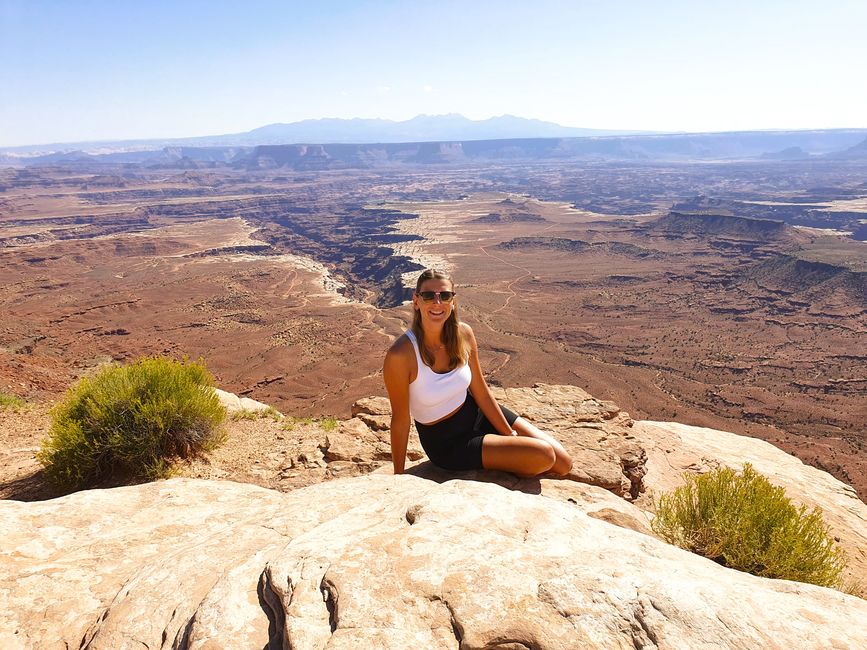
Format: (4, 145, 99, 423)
(1, 136, 866, 500)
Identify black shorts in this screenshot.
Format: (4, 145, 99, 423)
(415, 392, 519, 471)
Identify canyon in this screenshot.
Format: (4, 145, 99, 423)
(1, 150, 865, 499)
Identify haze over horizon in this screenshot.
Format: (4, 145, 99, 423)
(2, 0, 866, 147)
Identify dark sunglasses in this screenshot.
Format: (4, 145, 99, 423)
(416, 290, 456, 302)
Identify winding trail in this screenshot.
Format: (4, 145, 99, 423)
(467, 222, 573, 378)
(479, 245, 533, 315)
(479, 222, 560, 315)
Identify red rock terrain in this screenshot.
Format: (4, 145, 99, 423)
(1, 160, 865, 499)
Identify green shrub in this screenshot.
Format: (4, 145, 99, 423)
(319, 416, 337, 432)
(230, 405, 283, 422)
(231, 408, 260, 421)
(38, 357, 227, 489)
(651, 463, 847, 589)
(0, 391, 26, 409)
(263, 406, 283, 422)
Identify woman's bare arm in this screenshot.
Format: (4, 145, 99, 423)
(463, 323, 515, 436)
(383, 337, 413, 474)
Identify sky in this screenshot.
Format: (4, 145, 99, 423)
(1, 0, 866, 147)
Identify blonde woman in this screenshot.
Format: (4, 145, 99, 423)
(384, 269, 573, 476)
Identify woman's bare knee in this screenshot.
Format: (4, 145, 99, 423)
(482, 437, 556, 476)
(550, 453, 573, 476)
(538, 442, 557, 472)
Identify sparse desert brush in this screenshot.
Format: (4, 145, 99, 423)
(38, 356, 227, 489)
(231, 406, 283, 422)
(319, 416, 338, 432)
(0, 391, 26, 409)
(231, 408, 260, 421)
(281, 416, 314, 432)
(651, 463, 847, 589)
(263, 406, 283, 422)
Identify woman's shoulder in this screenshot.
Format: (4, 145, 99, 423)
(386, 332, 414, 359)
(459, 321, 477, 343)
(384, 333, 416, 380)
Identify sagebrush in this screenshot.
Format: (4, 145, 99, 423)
(38, 357, 227, 489)
(651, 463, 847, 589)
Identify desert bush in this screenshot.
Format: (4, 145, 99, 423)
(263, 406, 283, 422)
(651, 463, 847, 589)
(231, 408, 260, 421)
(231, 406, 283, 422)
(38, 357, 227, 489)
(0, 391, 26, 409)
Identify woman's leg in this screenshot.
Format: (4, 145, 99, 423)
(512, 417, 573, 475)
(481, 434, 557, 477)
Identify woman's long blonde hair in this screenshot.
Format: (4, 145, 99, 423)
(411, 269, 468, 370)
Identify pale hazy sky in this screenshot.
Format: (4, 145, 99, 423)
(1, 0, 866, 147)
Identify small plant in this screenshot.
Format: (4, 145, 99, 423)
(651, 463, 847, 589)
(263, 406, 283, 422)
(231, 405, 282, 422)
(280, 415, 313, 432)
(231, 408, 260, 421)
(319, 416, 338, 432)
(0, 391, 26, 409)
(38, 356, 227, 489)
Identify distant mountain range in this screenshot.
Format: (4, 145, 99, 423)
(5, 132, 867, 169)
(1, 116, 866, 168)
(239, 114, 646, 145)
(1, 114, 645, 155)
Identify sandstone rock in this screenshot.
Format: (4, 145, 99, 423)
(2, 475, 866, 649)
(321, 415, 425, 466)
(635, 420, 867, 590)
(352, 384, 646, 500)
(181, 385, 642, 501)
(350, 396, 391, 431)
(392, 462, 655, 537)
(214, 388, 279, 416)
(488, 384, 644, 498)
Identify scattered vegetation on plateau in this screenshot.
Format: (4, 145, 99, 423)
(280, 415, 336, 432)
(37, 357, 227, 489)
(0, 391, 26, 409)
(231, 405, 284, 422)
(651, 463, 848, 590)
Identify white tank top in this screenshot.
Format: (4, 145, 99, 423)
(406, 329, 472, 424)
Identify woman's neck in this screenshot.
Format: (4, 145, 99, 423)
(421, 324, 445, 349)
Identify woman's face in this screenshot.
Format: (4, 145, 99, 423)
(413, 278, 455, 327)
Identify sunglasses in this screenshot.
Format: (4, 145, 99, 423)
(416, 290, 456, 303)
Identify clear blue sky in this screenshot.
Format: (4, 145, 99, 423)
(1, 0, 865, 147)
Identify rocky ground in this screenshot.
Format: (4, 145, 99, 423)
(3, 384, 865, 592)
(0, 384, 642, 502)
(2, 472, 866, 649)
(3, 383, 867, 648)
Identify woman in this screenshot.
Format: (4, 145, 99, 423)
(384, 268, 573, 477)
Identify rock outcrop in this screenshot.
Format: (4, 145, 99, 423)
(635, 420, 867, 589)
(215, 388, 277, 415)
(192, 386, 867, 590)
(4, 384, 866, 648)
(344, 384, 644, 499)
(2, 474, 867, 649)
